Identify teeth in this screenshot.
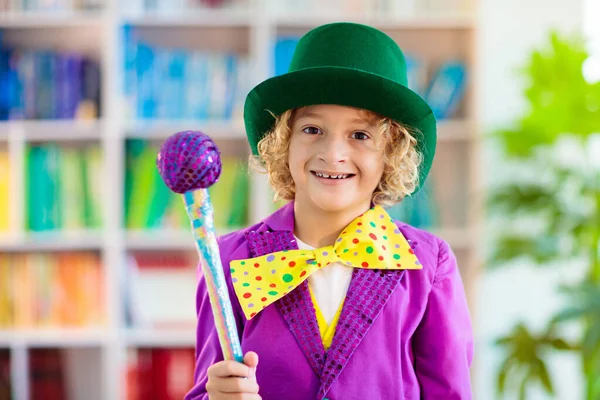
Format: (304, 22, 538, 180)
(315, 172, 349, 179)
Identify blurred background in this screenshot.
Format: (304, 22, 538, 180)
(0, 0, 597, 399)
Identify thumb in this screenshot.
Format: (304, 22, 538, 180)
(244, 351, 259, 372)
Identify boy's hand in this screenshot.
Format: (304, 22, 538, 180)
(206, 352, 261, 400)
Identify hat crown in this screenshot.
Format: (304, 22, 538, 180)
(289, 22, 408, 87)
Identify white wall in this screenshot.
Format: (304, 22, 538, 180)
(475, 0, 585, 399)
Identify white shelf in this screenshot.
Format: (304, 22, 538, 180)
(0, 120, 104, 142)
(125, 228, 240, 251)
(0, 328, 109, 347)
(126, 230, 195, 251)
(123, 9, 254, 27)
(275, 11, 475, 29)
(125, 119, 246, 140)
(0, 11, 106, 28)
(125, 328, 196, 347)
(0, 230, 104, 252)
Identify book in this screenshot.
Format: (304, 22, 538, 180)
(424, 61, 467, 120)
(1, 47, 101, 121)
(122, 27, 246, 121)
(26, 144, 103, 232)
(127, 348, 195, 400)
(124, 140, 250, 232)
(1, 252, 104, 329)
(0, 149, 9, 232)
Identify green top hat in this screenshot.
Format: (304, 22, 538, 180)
(243, 22, 437, 192)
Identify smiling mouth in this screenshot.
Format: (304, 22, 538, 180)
(311, 171, 356, 180)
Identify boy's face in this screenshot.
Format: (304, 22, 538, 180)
(288, 104, 385, 214)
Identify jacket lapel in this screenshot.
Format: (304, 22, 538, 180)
(246, 203, 326, 377)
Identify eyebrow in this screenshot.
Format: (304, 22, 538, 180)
(295, 112, 374, 126)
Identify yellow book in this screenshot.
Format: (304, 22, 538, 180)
(0, 255, 13, 328)
(13, 254, 35, 328)
(0, 150, 9, 231)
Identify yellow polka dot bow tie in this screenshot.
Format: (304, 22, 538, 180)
(230, 205, 422, 319)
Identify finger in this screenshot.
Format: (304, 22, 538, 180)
(208, 360, 252, 378)
(211, 377, 260, 394)
(243, 352, 259, 370)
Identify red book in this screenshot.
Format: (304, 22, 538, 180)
(29, 348, 65, 400)
(0, 349, 10, 400)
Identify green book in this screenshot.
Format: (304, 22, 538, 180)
(227, 162, 249, 228)
(209, 157, 237, 229)
(26, 146, 38, 231)
(30, 145, 61, 231)
(124, 139, 147, 228)
(60, 147, 85, 231)
(85, 146, 104, 229)
(127, 144, 157, 230)
(146, 150, 172, 229)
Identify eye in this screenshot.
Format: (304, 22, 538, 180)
(351, 131, 370, 140)
(302, 126, 322, 135)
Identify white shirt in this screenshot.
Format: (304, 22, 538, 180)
(295, 236, 353, 324)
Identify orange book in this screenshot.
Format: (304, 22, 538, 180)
(79, 253, 104, 326)
(57, 253, 78, 326)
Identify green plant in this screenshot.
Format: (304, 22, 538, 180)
(489, 31, 600, 399)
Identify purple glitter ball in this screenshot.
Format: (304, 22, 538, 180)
(156, 130, 222, 193)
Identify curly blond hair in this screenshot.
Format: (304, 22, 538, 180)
(249, 107, 422, 207)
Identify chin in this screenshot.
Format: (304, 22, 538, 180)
(309, 195, 361, 213)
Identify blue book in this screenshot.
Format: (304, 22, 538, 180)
(18, 51, 37, 120)
(0, 49, 10, 120)
(34, 51, 57, 120)
(8, 50, 24, 120)
(81, 58, 101, 118)
(122, 24, 139, 118)
(424, 61, 467, 120)
(184, 51, 209, 120)
(223, 54, 238, 120)
(274, 37, 299, 77)
(136, 42, 156, 119)
(152, 48, 169, 119)
(65, 55, 83, 119)
(163, 49, 187, 120)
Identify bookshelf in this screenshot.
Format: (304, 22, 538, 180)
(0, 0, 482, 398)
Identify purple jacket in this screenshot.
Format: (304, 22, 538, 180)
(186, 202, 474, 400)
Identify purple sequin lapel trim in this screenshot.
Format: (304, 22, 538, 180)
(317, 268, 406, 399)
(245, 230, 326, 377)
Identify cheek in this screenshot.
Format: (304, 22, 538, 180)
(361, 154, 385, 182)
(287, 137, 304, 179)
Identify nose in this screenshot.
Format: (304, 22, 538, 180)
(318, 132, 349, 165)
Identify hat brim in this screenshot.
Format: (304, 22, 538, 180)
(243, 66, 437, 191)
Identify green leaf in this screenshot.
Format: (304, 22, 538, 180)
(488, 184, 559, 214)
(582, 320, 600, 358)
(497, 356, 516, 393)
(489, 235, 562, 266)
(534, 357, 554, 393)
(547, 338, 580, 351)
